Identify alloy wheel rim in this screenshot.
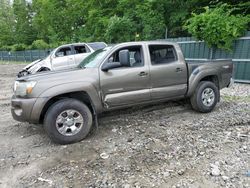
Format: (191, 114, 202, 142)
(201, 88, 215, 107)
(56, 109, 84, 136)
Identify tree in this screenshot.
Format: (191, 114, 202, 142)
(0, 0, 15, 46)
(185, 3, 249, 50)
(13, 0, 36, 45)
(133, 1, 166, 40)
(105, 15, 136, 43)
(1, 0, 249, 49)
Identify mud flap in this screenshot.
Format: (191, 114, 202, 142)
(218, 89, 220, 102)
(90, 99, 99, 133)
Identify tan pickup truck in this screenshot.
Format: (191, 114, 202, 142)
(11, 41, 233, 144)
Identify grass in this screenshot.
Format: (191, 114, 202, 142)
(0, 60, 30, 64)
(222, 95, 250, 102)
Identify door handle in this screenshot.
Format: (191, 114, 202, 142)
(138, 71, 148, 77)
(176, 68, 182, 72)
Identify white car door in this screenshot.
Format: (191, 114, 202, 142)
(51, 46, 75, 71)
(73, 44, 92, 66)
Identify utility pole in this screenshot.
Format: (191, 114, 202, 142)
(165, 28, 168, 39)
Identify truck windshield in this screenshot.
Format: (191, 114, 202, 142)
(78, 47, 111, 68)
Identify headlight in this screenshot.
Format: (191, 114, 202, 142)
(14, 81, 37, 97)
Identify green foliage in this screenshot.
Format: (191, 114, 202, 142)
(134, 2, 165, 40)
(0, 45, 12, 51)
(105, 16, 135, 43)
(0, 0, 249, 49)
(10, 44, 27, 51)
(13, 0, 36, 45)
(185, 4, 249, 50)
(31, 40, 49, 49)
(0, 0, 15, 46)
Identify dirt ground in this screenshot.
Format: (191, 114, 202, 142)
(0, 64, 249, 188)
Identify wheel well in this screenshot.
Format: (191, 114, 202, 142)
(39, 91, 94, 123)
(200, 75, 219, 88)
(37, 67, 51, 72)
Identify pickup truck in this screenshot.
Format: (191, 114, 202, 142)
(11, 41, 233, 144)
(17, 42, 107, 77)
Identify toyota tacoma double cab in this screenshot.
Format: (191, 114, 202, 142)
(11, 41, 233, 144)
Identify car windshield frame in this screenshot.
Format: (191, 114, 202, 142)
(78, 47, 112, 68)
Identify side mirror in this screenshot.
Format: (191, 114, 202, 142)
(101, 62, 121, 72)
(119, 50, 130, 67)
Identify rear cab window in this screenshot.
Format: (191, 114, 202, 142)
(149, 45, 177, 65)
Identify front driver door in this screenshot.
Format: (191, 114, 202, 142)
(99, 45, 150, 108)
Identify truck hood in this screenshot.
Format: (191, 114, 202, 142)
(17, 67, 82, 81)
(16, 67, 99, 99)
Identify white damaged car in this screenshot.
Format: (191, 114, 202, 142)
(17, 42, 107, 77)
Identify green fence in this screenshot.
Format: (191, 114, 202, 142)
(164, 31, 250, 83)
(0, 50, 50, 62)
(0, 32, 250, 83)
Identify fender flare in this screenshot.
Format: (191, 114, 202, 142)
(30, 82, 103, 123)
(187, 68, 220, 97)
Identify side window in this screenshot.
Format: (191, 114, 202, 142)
(108, 46, 144, 67)
(149, 45, 177, 65)
(74, 45, 89, 54)
(55, 47, 72, 57)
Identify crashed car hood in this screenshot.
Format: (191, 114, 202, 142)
(22, 56, 51, 74)
(23, 59, 43, 70)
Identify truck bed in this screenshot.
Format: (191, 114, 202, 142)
(186, 59, 233, 89)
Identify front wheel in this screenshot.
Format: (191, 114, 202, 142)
(190, 81, 219, 113)
(44, 99, 93, 144)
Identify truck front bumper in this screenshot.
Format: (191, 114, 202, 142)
(11, 96, 37, 123)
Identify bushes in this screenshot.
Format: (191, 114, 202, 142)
(31, 40, 49, 49)
(10, 44, 28, 51)
(0, 44, 27, 51)
(185, 4, 249, 50)
(0, 40, 50, 51)
(0, 45, 12, 51)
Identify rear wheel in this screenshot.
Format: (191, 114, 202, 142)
(44, 99, 92, 144)
(190, 81, 219, 113)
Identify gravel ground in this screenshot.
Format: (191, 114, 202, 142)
(0, 64, 249, 188)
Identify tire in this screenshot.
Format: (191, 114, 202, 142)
(190, 81, 219, 113)
(44, 98, 93, 144)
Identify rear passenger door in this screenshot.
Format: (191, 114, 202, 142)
(73, 44, 92, 67)
(148, 44, 188, 99)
